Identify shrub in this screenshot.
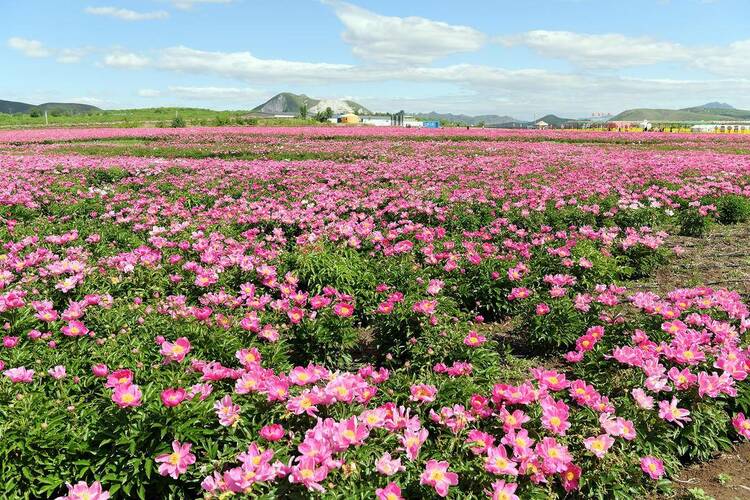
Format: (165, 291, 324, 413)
(715, 195, 750, 225)
(679, 208, 710, 237)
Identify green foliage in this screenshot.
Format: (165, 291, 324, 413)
(715, 194, 750, 224)
(170, 116, 186, 128)
(679, 209, 711, 237)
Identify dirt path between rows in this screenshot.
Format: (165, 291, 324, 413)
(639, 222, 750, 499)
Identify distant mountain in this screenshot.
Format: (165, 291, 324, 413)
(252, 92, 371, 115)
(535, 114, 576, 127)
(612, 104, 750, 122)
(0, 99, 101, 115)
(413, 111, 517, 126)
(699, 102, 734, 110)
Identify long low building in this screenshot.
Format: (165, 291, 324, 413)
(691, 123, 750, 133)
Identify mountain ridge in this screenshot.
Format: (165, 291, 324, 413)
(252, 92, 371, 115)
(612, 103, 750, 122)
(0, 99, 101, 115)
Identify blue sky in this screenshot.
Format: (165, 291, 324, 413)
(4, 0, 750, 119)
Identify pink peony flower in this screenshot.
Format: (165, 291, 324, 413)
(409, 383, 437, 403)
(657, 397, 691, 427)
(375, 482, 404, 500)
(3, 366, 34, 383)
(91, 363, 109, 377)
(420, 459, 458, 498)
(48, 365, 67, 380)
(259, 423, 285, 441)
(155, 440, 196, 479)
(732, 413, 750, 439)
(112, 384, 142, 408)
(489, 480, 520, 500)
(55, 480, 110, 500)
(375, 452, 405, 476)
(583, 434, 615, 458)
(61, 320, 89, 337)
(640, 456, 665, 480)
(160, 387, 187, 407)
(160, 337, 191, 363)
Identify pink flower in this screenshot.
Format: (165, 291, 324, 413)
(732, 413, 750, 439)
(536, 437, 573, 474)
(48, 365, 67, 380)
(420, 460, 458, 498)
(289, 456, 329, 493)
(155, 440, 196, 479)
(489, 480, 520, 500)
(536, 303, 550, 315)
(631, 388, 654, 409)
(376, 452, 405, 476)
(562, 463, 582, 492)
(409, 383, 437, 403)
(463, 330, 486, 347)
(105, 369, 133, 388)
(160, 387, 187, 407)
(485, 446, 518, 476)
(214, 394, 240, 426)
(540, 397, 571, 435)
(583, 434, 615, 458)
(640, 456, 665, 480)
(91, 363, 109, 377)
(160, 337, 191, 363)
(56, 480, 110, 500)
(657, 397, 691, 427)
(3, 336, 19, 348)
(375, 482, 404, 500)
(112, 384, 142, 408)
(466, 429, 495, 455)
(333, 302, 354, 317)
(412, 299, 437, 315)
(61, 320, 89, 337)
(259, 423, 285, 441)
(4, 367, 34, 383)
(400, 427, 429, 461)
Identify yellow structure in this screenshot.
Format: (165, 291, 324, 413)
(338, 113, 361, 124)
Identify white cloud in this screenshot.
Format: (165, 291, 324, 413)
(57, 48, 91, 64)
(324, 1, 486, 64)
(692, 39, 750, 76)
(85, 6, 169, 21)
(139, 86, 265, 101)
(166, 86, 265, 100)
(144, 46, 355, 83)
(498, 30, 690, 69)
(7, 37, 52, 58)
(103, 52, 151, 68)
(169, 0, 233, 10)
(138, 89, 162, 97)
(498, 30, 750, 78)
(8, 37, 91, 63)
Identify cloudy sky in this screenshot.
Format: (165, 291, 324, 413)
(4, 0, 750, 119)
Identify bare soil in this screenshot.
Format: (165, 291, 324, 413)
(638, 222, 750, 499)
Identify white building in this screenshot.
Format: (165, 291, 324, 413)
(360, 116, 391, 127)
(690, 124, 750, 133)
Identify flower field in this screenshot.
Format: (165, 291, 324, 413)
(1, 127, 750, 499)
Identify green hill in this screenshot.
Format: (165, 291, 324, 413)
(536, 114, 576, 127)
(612, 104, 750, 122)
(414, 112, 518, 126)
(0, 99, 101, 115)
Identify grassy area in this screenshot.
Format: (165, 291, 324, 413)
(0, 107, 323, 128)
(53, 143, 367, 162)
